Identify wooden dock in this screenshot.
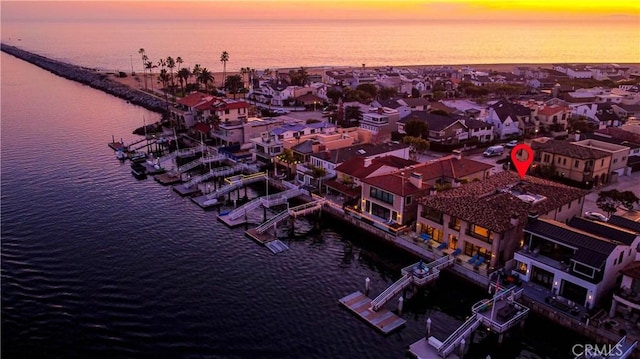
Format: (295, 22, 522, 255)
(218, 213, 249, 227)
(338, 291, 406, 334)
(108, 141, 125, 151)
(408, 338, 460, 359)
(173, 184, 201, 197)
(154, 172, 182, 186)
(245, 227, 276, 244)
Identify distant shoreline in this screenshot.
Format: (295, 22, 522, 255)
(3, 43, 638, 113)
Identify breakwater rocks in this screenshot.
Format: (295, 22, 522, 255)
(1, 44, 166, 113)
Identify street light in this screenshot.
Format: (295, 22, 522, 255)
(130, 54, 134, 75)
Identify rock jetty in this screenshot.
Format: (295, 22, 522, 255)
(1, 44, 167, 113)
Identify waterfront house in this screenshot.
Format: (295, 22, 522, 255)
(610, 262, 640, 322)
(250, 120, 336, 164)
(513, 216, 639, 309)
(213, 116, 284, 148)
(416, 172, 586, 275)
(357, 152, 493, 229)
(308, 142, 410, 179)
(326, 155, 418, 202)
(527, 138, 613, 187)
(573, 103, 622, 129)
(170, 91, 217, 129)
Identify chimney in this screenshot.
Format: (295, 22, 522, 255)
(510, 213, 520, 227)
(409, 172, 423, 189)
(429, 187, 437, 196)
(574, 130, 581, 142)
(364, 157, 372, 167)
(452, 149, 462, 160)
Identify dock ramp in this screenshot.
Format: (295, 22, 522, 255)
(369, 274, 412, 312)
(435, 314, 482, 358)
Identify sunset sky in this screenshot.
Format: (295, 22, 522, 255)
(3, 1, 639, 22)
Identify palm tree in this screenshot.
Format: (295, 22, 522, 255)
(224, 75, 243, 99)
(145, 61, 155, 91)
(191, 64, 202, 90)
(220, 51, 229, 89)
(177, 68, 190, 96)
(157, 69, 171, 111)
(166, 56, 176, 94)
(138, 48, 147, 89)
(198, 68, 214, 94)
(176, 56, 183, 72)
(277, 148, 296, 179)
(263, 68, 272, 79)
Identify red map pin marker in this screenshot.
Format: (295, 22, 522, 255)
(511, 143, 534, 179)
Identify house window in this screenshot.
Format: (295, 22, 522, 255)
(601, 159, 604, 166)
(557, 157, 561, 164)
(543, 154, 550, 163)
(619, 251, 624, 264)
(392, 211, 398, 221)
(613, 158, 618, 164)
(405, 196, 412, 205)
(225, 109, 230, 115)
(572, 262, 595, 278)
(467, 224, 492, 243)
(423, 225, 443, 242)
(563, 158, 567, 165)
(370, 202, 390, 220)
(449, 217, 461, 230)
(370, 187, 394, 204)
(421, 207, 443, 224)
(574, 160, 579, 168)
(515, 260, 528, 274)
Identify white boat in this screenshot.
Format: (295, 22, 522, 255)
(116, 150, 127, 160)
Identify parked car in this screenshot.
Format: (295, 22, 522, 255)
(483, 145, 505, 157)
(505, 140, 519, 148)
(584, 211, 608, 222)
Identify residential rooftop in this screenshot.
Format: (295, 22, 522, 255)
(418, 171, 587, 233)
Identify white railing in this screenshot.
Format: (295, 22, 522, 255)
(178, 158, 203, 173)
(261, 188, 305, 208)
(370, 274, 412, 311)
(438, 314, 482, 357)
(227, 198, 264, 221)
(184, 170, 217, 188)
(256, 209, 290, 234)
(201, 154, 226, 164)
(205, 173, 266, 200)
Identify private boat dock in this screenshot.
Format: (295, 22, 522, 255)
(243, 197, 326, 254)
(339, 256, 454, 334)
(408, 285, 529, 358)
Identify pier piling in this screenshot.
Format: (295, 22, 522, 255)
(426, 318, 431, 338)
(365, 277, 370, 295)
(398, 297, 404, 315)
(459, 338, 466, 359)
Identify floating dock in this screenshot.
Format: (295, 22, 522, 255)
(408, 338, 461, 359)
(173, 184, 201, 197)
(154, 172, 182, 186)
(339, 291, 406, 334)
(245, 227, 276, 244)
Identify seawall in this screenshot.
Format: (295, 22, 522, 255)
(1, 44, 167, 114)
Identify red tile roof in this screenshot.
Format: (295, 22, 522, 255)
(363, 171, 431, 197)
(178, 92, 215, 107)
(537, 105, 570, 116)
(417, 171, 587, 232)
(193, 123, 211, 133)
(411, 155, 493, 180)
(335, 156, 418, 179)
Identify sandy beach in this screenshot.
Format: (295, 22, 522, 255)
(109, 62, 640, 93)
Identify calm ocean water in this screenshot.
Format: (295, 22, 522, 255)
(1, 18, 638, 73)
(1, 50, 590, 358)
